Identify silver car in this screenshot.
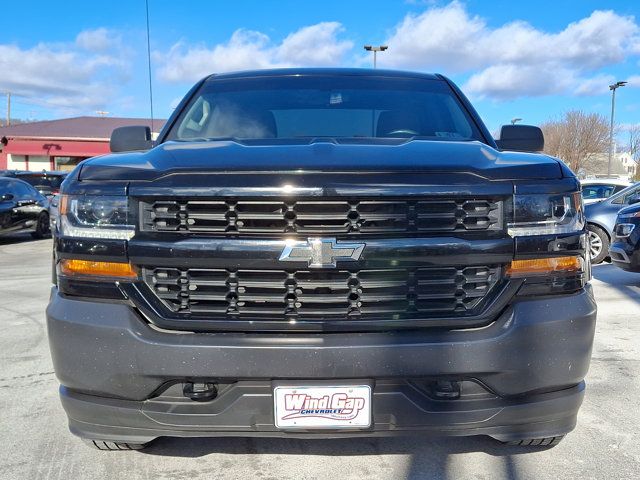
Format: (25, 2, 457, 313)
(584, 182, 640, 263)
(581, 179, 630, 205)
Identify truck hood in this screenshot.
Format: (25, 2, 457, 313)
(78, 139, 565, 182)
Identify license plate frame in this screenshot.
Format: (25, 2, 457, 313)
(274, 384, 372, 430)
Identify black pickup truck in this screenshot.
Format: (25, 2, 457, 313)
(47, 68, 596, 450)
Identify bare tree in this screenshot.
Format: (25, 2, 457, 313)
(627, 124, 640, 181)
(0, 118, 31, 128)
(541, 110, 611, 174)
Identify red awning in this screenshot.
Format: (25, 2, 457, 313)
(3, 138, 110, 157)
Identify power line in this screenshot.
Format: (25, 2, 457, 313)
(11, 97, 72, 109)
(8, 97, 118, 120)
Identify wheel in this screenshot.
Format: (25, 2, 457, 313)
(587, 224, 609, 264)
(82, 439, 148, 451)
(501, 435, 565, 447)
(31, 212, 50, 239)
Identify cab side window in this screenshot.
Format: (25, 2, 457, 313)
(613, 185, 640, 205)
(13, 182, 32, 199)
(0, 181, 17, 200)
(9, 181, 20, 198)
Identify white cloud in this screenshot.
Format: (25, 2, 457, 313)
(464, 65, 572, 99)
(3, 4, 638, 118)
(626, 75, 640, 88)
(76, 28, 120, 52)
(379, 2, 486, 71)
(275, 22, 353, 66)
(380, 1, 640, 100)
(156, 30, 280, 83)
(465, 68, 617, 101)
(152, 4, 639, 101)
(574, 74, 617, 96)
(0, 29, 131, 115)
(156, 22, 353, 83)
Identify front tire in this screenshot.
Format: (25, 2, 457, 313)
(587, 224, 609, 264)
(501, 435, 565, 447)
(83, 439, 148, 451)
(31, 212, 50, 239)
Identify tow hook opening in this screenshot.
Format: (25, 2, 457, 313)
(429, 380, 461, 400)
(183, 382, 218, 402)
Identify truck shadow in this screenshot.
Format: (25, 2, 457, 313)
(592, 264, 640, 304)
(142, 435, 543, 479)
(0, 232, 48, 245)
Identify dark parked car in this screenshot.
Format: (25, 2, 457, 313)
(584, 182, 640, 264)
(609, 201, 640, 272)
(47, 68, 595, 451)
(1, 170, 68, 197)
(0, 177, 50, 238)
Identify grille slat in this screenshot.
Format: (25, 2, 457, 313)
(359, 293, 408, 302)
(297, 294, 349, 303)
(141, 197, 503, 236)
(187, 213, 228, 220)
(143, 265, 501, 321)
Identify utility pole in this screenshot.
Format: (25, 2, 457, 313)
(145, 0, 155, 133)
(364, 45, 388, 69)
(5, 92, 10, 127)
(608, 81, 627, 176)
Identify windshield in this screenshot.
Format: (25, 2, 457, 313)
(165, 76, 484, 142)
(0, 182, 10, 197)
(582, 185, 617, 199)
(609, 182, 640, 204)
(18, 175, 64, 190)
(18, 174, 64, 195)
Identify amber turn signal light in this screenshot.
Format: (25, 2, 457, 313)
(59, 259, 138, 279)
(58, 194, 69, 215)
(506, 256, 582, 277)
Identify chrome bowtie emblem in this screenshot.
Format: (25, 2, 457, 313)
(279, 238, 365, 268)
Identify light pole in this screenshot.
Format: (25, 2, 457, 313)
(5, 92, 10, 127)
(511, 117, 522, 125)
(608, 81, 627, 175)
(364, 45, 388, 69)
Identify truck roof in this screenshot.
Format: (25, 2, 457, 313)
(205, 68, 441, 82)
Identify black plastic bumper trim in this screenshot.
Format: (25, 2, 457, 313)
(60, 382, 584, 444)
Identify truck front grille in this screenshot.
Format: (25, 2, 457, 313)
(142, 265, 501, 320)
(140, 197, 503, 236)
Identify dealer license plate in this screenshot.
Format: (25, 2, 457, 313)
(274, 385, 372, 429)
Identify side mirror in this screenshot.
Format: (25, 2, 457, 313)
(495, 125, 544, 152)
(628, 194, 640, 205)
(1, 193, 14, 202)
(110, 126, 152, 153)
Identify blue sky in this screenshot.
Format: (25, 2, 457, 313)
(2, 0, 639, 136)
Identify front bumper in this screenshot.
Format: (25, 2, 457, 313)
(60, 382, 585, 444)
(47, 286, 597, 442)
(610, 243, 640, 272)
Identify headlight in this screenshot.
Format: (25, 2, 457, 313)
(508, 192, 584, 236)
(59, 195, 134, 239)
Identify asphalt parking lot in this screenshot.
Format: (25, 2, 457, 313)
(1, 234, 639, 480)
